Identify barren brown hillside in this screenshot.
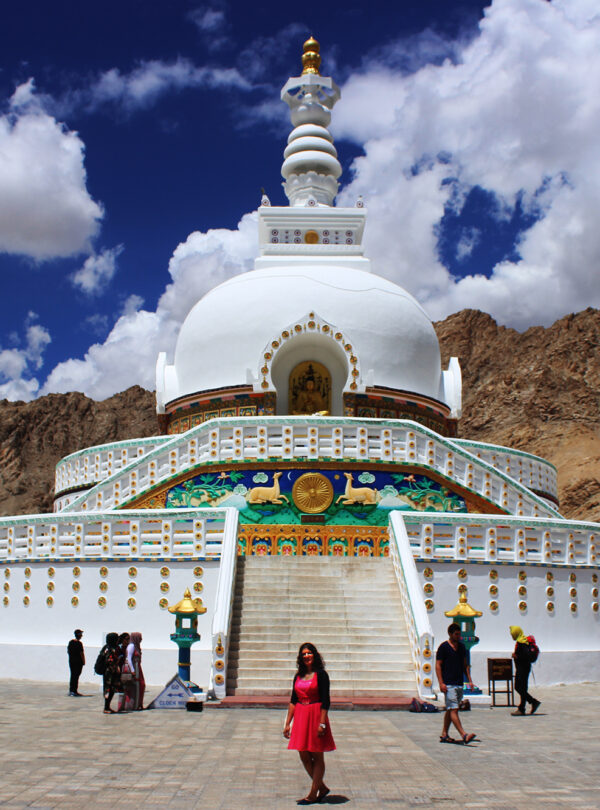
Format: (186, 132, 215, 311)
(0, 308, 598, 520)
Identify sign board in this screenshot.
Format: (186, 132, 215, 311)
(148, 674, 205, 710)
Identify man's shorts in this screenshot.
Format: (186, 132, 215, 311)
(444, 685, 463, 710)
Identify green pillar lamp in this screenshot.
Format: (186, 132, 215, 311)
(168, 588, 207, 683)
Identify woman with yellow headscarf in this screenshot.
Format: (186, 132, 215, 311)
(509, 626, 540, 716)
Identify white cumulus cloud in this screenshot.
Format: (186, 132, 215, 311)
(0, 81, 103, 261)
(335, 0, 600, 328)
(71, 245, 123, 295)
(0, 314, 51, 401)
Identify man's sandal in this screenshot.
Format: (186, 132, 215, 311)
(462, 733, 476, 744)
(439, 734, 456, 743)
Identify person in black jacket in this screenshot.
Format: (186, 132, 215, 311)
(67, 629, 85, 696)
(510, 626, 541, 716)
(283, 643, 335, 804)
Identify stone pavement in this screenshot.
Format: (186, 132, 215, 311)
(0, 679, 598, 809)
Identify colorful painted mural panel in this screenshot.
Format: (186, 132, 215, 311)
(164, 468, 467, 525)
(237, 525, 389, 556)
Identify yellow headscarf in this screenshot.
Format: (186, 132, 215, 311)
(510, 625, 528, 644)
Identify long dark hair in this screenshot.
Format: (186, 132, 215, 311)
(296, 642, 325, 677)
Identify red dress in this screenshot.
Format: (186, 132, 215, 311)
(288, 674, 336, 752)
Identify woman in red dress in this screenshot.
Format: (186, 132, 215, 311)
(283, 642, 335, 805)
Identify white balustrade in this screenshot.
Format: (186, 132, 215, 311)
(388, 512, 435, 698)
(453, 439, 557, 500)
(210, 508, 240, 699)
(54, 437, 170, 496)
(0, 509, 231, 561)
(403, 514, 597, 567)
(61, 417, 559, 520)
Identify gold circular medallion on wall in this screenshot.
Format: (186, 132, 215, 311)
(592, 573, 598, 584)
(518, 570, 527, 582)
(99, 581, 108, 592)
(292, 473, 334, 514)
(570, 602, 577, 613)
(592, 602, 599, 613)
(423, 567, 433, 579)
(159, 597, 168, 609)
(71, 596, 79, 607)
(193, 566, 204, 578)
(489, 569, 498, 581)
(160, 582, 170, 593)
(546, 601, 554, 612)
(24, 581, 31, 592)
(48, 567, 55, 578)
(46, 596, 53, 607)
(489, 600, 499, 611)
(424, 599, 434, 611)
(99, 566, 108, 578)
(72, 581, 80, 592)
(4, 568, 9, 579)
(214, 673, 224, 685)
(23, 595, 30, 606)
(2, 596, 9, 606)
(546, 571, 554, 582)
(592, 588, 598, 598)
(3, 582, 9, 593)
(489, 584, 498, 596)
(72, 566, 80, 577)
(518, 585, 527, 597)
(193, 582, 203, 593)
(128, 582, 137, 593)
(569, 587, 577, 598)
(24, 567, 31, 578)
(304, 230, 319, 244)
(546, 586, 554, 598)
(47, 582, 54, 593)
(518, 600, 527, 612)
(423, 583, 434, 595)
(98, 596, 107, 607)
(569, 573, 577, 584)
(160, 566, 170, 578)
(457, 569, 467, 580)
(127, 597, 136, 609)
(215, 659, 225, 671)
(128, 566, 137, 578)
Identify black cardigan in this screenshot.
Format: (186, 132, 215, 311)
(290, 669, 331, 711)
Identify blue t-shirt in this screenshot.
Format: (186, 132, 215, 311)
(436, 640, 467, 686)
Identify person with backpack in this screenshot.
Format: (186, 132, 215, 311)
(510, 625, 541, 716)
(96, 632, 122, 714)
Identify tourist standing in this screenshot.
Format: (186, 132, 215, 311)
(435, 623, 476, 744)
(283, 642, 335, 805)
(100, 632, 122, 714)
(67, 629, 85, 696)
(510, 626, 541, 716)
(121, 632, 145, 711)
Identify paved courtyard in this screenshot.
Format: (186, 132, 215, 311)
(0, 679, 598, 809)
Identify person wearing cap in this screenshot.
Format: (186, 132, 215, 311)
(67, 629, 85, 696)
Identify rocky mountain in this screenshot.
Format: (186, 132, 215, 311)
(0, 308, 598, 521)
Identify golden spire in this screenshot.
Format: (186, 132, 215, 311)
(168, 587, 207, 615)
(302, 36, 321, 75)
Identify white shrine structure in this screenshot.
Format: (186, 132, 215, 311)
(1, 39, 598, 699)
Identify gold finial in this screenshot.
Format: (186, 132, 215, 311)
(302, 36, 321, 75)
(168, 587, 207, 615)
(444, 592, 483, 618)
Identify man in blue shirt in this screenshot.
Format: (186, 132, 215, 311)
(435, 623, 476, 744)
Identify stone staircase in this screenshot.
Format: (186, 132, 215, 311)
(227, 556, 417, 697)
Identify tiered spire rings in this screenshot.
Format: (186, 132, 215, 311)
(280, 37, 342, 207)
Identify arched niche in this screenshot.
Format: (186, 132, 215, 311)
(270, 331, 350, 415)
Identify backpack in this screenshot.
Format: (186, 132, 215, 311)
(526, 635, 539, 663)
(94, 646, 107, 676)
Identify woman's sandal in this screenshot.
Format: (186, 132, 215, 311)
(439, 734, 456, 743)
(318, 786, 330, 802)
(462, 733, 476, 744)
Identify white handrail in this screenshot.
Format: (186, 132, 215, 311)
(209, 508, 240, 699)
(389, 512, 435, 699)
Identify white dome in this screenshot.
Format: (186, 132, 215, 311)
(160, 263, 444, 409)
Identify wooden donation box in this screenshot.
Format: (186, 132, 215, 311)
(487, 658, 514, 706)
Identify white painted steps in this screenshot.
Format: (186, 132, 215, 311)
(227, 556, 418, 697)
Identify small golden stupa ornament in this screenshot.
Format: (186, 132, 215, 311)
(302, 36, 321, 75)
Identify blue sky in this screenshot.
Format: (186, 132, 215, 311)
(1, 0, 599, 400)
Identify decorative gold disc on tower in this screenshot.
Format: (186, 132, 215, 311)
(292, 473, 334, 513)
